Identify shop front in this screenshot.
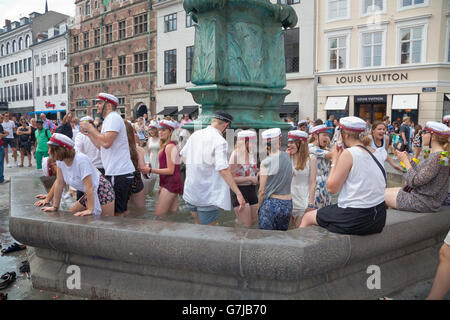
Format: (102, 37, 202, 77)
(354, 95, 386, 124)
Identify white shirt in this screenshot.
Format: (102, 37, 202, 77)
(291, 156, 311, 212)
(57, 153, 102, 216)
(100, 111, 135, 176)
(180, 126, 231, 210)
(338, 147, 386, 209)
(75, 133, 103, 169)
(72, 127, 80, 142)
(1, 120, 15, 139)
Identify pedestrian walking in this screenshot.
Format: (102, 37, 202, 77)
(34, 119, 52, 170)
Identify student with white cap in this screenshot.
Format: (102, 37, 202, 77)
(257, 128, 293, 231)
(286, 130, 317, 227)
(144, 120, 160, 195)
(40, 133, 115, 216)
(300, 116, 387, 235)
(80, 93, 135, 215)
(444, 115, 450, 126)
(34, 157, 58, 207)
(229, 130, 259, 227)
(386, 121, 449, 213)
(180, 111, 246, 225)
(297, 120, 308, 132)
(75, 116, 104, 174)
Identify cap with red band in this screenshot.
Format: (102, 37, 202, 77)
(48, 133, 75, 149)
(159, 120, 177, 130)
(96, 93, 118, 106)
(237, 130, 257, 140)
(309, 124, 328, 135)
(288, 130, 308, 141)
(339, 116, 366, 132)
(424, 121, 450, 136)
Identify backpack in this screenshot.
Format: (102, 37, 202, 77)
(45, 129, 52, 140)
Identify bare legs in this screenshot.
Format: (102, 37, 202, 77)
(154, 187, 179, 217)
(426, 243, 450, 300)
(385, 187, 401, 209)
(234, 204, 258, 228)
(299, 209, 318, 228)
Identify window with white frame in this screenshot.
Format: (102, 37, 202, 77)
(361, 31, 383, 67)
(399, 0, 427, 10)
(327, 0, 349, 22)
(328, 35, 348, 70)
(361, 0, 385, 16)
(399, 25, 425, 64)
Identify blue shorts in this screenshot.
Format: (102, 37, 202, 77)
(258, 198, 292, 231)
(186, 203, 221, 225)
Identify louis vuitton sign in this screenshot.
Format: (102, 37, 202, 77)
(336, 72, 408, 84)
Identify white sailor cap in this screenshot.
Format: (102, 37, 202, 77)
(261, 128, 281, 140)
(237, 130, 257, 140)
(423, 121, 450, 136)
(149, 120, 159, 129)
(443, 115, 450, 124)
(309, 124, 328, 135)
(41, 157, 51, 177)
(339, 116, 367, 132)
(96, 93, 118, 106)
(288, 130, 308, 141)
(159, 119, 177, 130)
(80, 116, 94, 123)
(298, 120, 308, 126)
(47, 133, 75, 149)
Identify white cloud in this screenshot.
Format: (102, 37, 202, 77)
(0, 0, 75, 28)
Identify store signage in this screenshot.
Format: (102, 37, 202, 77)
(45, 101, 55, 109)
(422, 87, 436, 93)
(4, 78, 17, 84)
(336, 72, 408, 84)
(354, 95, 387, 104)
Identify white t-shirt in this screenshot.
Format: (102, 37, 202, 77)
(72, 127, 80, 142)
(57, 153, 102, 216)
(1, 120, 15, 139)
(338, 147, 386, 209)
(75, 133, 103, 169)
(180, 126, 231, 210)
(100, 111, 135, 176)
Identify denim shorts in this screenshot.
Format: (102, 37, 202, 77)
(186, 203, 221, 225)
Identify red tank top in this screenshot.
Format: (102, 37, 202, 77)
(158, 141, 183, 194)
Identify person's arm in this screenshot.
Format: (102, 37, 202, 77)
(152, 144, 176, 176)
(42, 168, 64, 212)
(34, 183, 55, 207)
(16, 127, 22, 135)
(386, 154, 403, 172)
(307, 156, 317, 210)
(74, 175, 95, 216)
(326, 147, 353, 194)
(402, 153, 442, 188)
(80, 121, 117, 149)
(400, 127, 407, 144)
(229, 151, 255, 185)
(219, 167, 246, 211)
(257, 164, 268, 209)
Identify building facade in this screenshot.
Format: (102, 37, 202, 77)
(0, 11, 69, 117)
(70, 0, 156, 119)
(316, 0, 450, 125)
(32, 21, 70, 120)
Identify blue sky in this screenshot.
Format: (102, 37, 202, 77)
(0, 0, 75, 28)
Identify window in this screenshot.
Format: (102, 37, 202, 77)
(48, 75, 52, 95)
(106, 59, 112, 78)
(134, 13, 148, 35)
(20, 84, 23, 101)
(29, 83, 32, 99)
(28, 57, 31, 71)
(19, 38, 23, 50)
(361, 31, 383, 67)
(119, 55, 126, 76)
(19, 60, 23, 73)
(328, 35, 348, 70)
(84, 31, 90, 49)
(62, 72, 66, 93)
(10, 63, 14, 76)
(186, 13, 194, 28)
(399, 0, 427, 10)
(84, 63, 90, 81)
(327, 0, 349, 22)
(105, 24, 112, 43)
(164, 49, 177, 84)
(7, 64, 10, 76)
(60, 48, 66, 60)
(24, 58, 28, 72)
(94, 61, 100, 80)
(399, 25, 424, 64)
(164, 13, 177, 33)
(285, 28, 299, 73)
(118, 97, 125, 106)
(0, 66, 2, 78)
(94, 0, 98, 9)
(86, 1, 91, 16)
(14, 61, 18, 74)
(54, 73, 58, 95)
(73, 35, 79, 52)
(94, 28, 100, 46)
(361, 0, 385, 16)
(134, 52, 148, 74)
(24, 82, 28, 100)
(280, 0, 301, 4)
(43, 76, 47, 95)
(25, 35, 30, 48)
(74, 67, 79, 84)
(186, 46, 194, 82)
(119, 20, 126, 40)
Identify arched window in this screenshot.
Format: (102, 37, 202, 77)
(1, 45, 4, 56)
(6, 42, 10, 54)
(25, 35, 31, 48)
(12, 40, 17, 52)
(19, 37, 23, 50)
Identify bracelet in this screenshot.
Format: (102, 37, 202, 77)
(331, 163, 337, 168)
(307, 203, 315, 209)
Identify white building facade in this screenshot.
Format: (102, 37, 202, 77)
(32, 22, 70, 120)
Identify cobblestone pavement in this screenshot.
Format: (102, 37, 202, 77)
(0, 153, 447, 300)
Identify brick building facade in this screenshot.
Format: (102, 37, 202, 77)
(70, 0, 156, 119)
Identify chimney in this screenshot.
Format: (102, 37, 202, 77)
(5, 19, 11, 27)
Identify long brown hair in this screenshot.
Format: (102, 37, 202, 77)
(292, 140, 309, 171)
(124, 120, 139, 170)
(436, 134, 450, 154)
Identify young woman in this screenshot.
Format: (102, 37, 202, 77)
(135, 117, 147, 147)
(300, 117, 387, 236)
(386, 121, 449, 213)
(124, 120, 146, 209)
(297, 120, 308, 132)
(145, 120, 183, 217)
(412, 125, 423, 159)
(40, 133, 115, 217)
(34, 157, 58, 207)
(369, 121, 403, 172)
(257, 128, 293, 231)
(145, 120, 160, 195)
(16, 117, 32, 167)
(229, 130, 259, 228)
(286, 130, 317, 228)
(308, 124, 332, 210)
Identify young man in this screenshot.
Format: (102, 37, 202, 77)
(1, 113, 18, 167)
(325, 114, 335, 140)
(80, 93, 135, 215)
(180, 111, 246, 225)
(40, 113, 56, 132)
(0, 117, 9, 184)
(34, 119, 52, 170)
(399, 116, 411, 152)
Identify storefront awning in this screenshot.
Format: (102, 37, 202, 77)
(392, 95, 418, 110)
(157, 107, 179, 116)
(324, 97, 348, 110)
(279, 104, 299, 114)
(29, 110, 66, 115)
(179, 106, 198, 115)
(445, 94, 450, 101)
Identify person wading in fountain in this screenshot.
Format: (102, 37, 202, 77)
(80, 93, 135, 216)
(180, 112, 246, 225)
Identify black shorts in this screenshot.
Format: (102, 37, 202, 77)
(230, 185, 258, 208)
(105, 173, 134, 214)
(130, 171, 144, 194)
(316, 202, 386, 236)
(2, 138, 16, 148)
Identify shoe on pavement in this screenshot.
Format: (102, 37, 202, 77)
(6, 163, 12, 168)
(0, 180, 10, 185)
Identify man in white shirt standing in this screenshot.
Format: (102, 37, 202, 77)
(1, 112, 18, 167)
(80, 93, 135, 215)
(180, 111, 245, 225)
